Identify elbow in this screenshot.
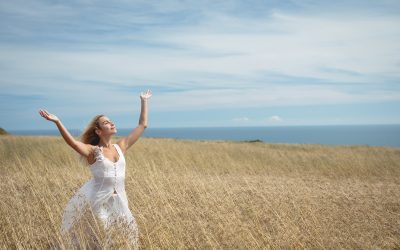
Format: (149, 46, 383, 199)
(139, 123, 147, 129)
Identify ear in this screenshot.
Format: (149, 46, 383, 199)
(95, 127, 101, 136)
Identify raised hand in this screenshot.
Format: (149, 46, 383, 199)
(38, 109, 60, 123)
(140, 89, 152, 100)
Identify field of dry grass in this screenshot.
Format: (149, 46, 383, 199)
(0, 135, 399, 249)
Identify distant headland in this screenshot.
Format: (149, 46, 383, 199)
(0, 128, 9, 135)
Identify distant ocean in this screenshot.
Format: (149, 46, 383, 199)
(8, 124, 400, 147)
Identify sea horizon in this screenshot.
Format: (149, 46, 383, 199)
(6, 124, 400, 148)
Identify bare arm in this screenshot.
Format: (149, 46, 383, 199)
(38, 109, 93, 157)
(117, 90, 152, 153)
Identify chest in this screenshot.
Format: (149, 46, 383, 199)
(101, 147, 120, 163)
(88, 144, 123, 166)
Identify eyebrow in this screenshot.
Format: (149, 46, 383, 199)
(102, 120, 112, 124)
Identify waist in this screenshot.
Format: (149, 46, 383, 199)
(93, 176, 125, 182)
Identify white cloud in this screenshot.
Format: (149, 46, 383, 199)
(2, 3, 400, 82)
(267, 115, 283, 123)
(232, 117, 249, 122)
(158, 11, 400, 79)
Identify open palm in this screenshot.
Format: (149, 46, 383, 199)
(140, 89, 152, 100)
(39, 109, 59, 123)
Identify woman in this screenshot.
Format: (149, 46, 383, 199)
(39, 89, 152, 249)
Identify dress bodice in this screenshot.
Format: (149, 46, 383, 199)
(90, 144, 126, 179)
(89, 144, 127, 198)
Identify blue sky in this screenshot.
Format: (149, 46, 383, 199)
(1, 0, 400, 130)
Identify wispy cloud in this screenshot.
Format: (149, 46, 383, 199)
(232, 117, 249, 122)
(267, 115, 283, 123)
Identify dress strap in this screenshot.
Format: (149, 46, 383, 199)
(113, 144, 124, 158)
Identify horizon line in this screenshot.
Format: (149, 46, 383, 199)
(5, 123, 400, 132)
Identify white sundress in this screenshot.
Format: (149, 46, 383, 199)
(60, 143, 139, 248)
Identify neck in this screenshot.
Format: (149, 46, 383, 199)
(98, 136, 112, 148)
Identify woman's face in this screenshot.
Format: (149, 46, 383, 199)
(96, 116, 117, 135)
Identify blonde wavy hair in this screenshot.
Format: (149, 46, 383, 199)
(80, 114, 105, 146)
(77, 114, 105, 165)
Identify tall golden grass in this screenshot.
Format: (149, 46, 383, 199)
(0, 136, 399, 249)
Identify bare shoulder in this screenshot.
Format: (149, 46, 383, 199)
(84, 144, 97, 158)
(115, 138, 127, 154)
(89, 144, 97, 152)
(86, 145, 98, 165)
(115, 125, 145, 153)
